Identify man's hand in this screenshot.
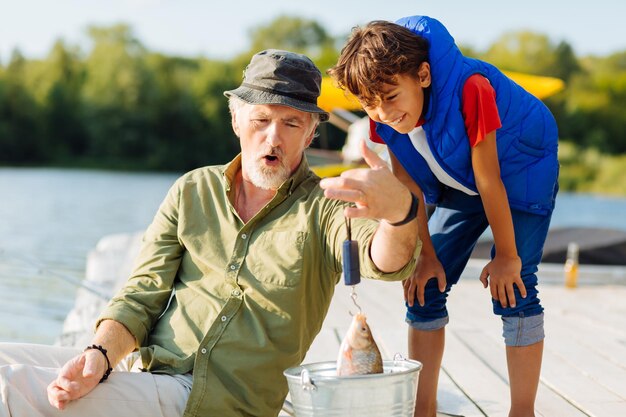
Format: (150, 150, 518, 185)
(320, 139, 419, 273)
(319, 140, 412, 223)
(47, 349, 106, 410)
(403, 253, 446, 307)
(479, 254, 526, 308)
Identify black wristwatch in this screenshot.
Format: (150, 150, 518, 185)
(389, 192, 419, 227)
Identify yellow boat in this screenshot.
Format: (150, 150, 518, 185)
(317, 72, 564, 113)
(310, 72, 564, 177)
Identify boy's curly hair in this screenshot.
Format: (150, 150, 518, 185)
(328, 21, 429, 107)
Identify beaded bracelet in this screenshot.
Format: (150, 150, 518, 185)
(84, 344, 113, 383)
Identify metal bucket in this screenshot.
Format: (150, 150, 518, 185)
(283, 355, 422, 416)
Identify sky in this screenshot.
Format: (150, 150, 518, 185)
(1, 0, 625, 62)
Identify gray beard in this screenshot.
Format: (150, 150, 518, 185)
(244, 158, 290, 190)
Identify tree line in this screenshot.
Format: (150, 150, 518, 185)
(1, 16, 625, 191)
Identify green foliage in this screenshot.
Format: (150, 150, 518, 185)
(0, 16, 624, 196)
(558, 141, 626, 195)
(559, 51, 626, 154)
(0, 17, 345, 171)
(473, 30, 626, 157)
(247, 15, 334, 58)
(481, 31, 557, 74)
(551, 41, 581, 82)
(0, 51, 46, 163)
(479, 32, 580, 82)
(43, 41, 87, 159)
(245, 15, 341, 76)
(589, 154, 626, 194)
(79, 25, 156, 165)
(557, 141, 600, 191)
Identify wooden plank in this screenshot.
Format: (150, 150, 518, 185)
(541, 283, 626, 414)
(534, 388, 590, 417)
(357, 280, 486, 417)
(304, 327, 341, 364)
(533, 285, 626, 416)
(306, 276, 626, 416)
(375, 327, 407, 360)
(541, 286, 626, 357)
(437, 282, 508, 417)
(544, 315, 626, 400)
(444, 281, 594, 416)
(438, 368, 485, 417)
(452, 326, 589, 417)
(542, 285, 626, 337)
(441, 330, 511, 416)
(449, 279, 626, 368)
(541, 347, 626, 416)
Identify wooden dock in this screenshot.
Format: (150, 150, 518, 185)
(290, 263, 626, 417)
(62, 233, 626, 416)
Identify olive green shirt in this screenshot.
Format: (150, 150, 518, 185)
(98, 155, 418, 417)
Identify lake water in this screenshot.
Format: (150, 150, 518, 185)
(0, 168, 179, 344)
(1, 167, 626, 344)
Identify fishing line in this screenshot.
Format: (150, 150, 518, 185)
(342, 205, 362, 315)
(0, 249, 111, 300)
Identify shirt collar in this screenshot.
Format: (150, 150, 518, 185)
(415, 87, 430, 127)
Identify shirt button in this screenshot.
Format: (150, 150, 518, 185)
(232, 289, 241, 297)
(221, 316, 227, 322)
(241, 233, 247, 240)
(230, 265, 236, 270)
(201, 348, 207, 354)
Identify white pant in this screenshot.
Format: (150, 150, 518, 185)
(0, 343, 190, 417)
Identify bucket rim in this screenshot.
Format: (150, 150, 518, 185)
(283, 358, 423, 381)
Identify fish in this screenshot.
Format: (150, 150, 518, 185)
(336, 313, 384, 376)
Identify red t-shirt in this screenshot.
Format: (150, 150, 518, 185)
(369, 74, 501, 147)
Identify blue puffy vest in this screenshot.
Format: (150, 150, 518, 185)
(375, 15, 559, 215)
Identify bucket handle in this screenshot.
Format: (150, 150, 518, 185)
(301, 368, 317, 391)
(391, 352, 406, 373)
(280, 368, 317, 416)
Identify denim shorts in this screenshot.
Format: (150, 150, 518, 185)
(406, 188, 553, 346)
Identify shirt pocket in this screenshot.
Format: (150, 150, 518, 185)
(246, 231, 306, 287)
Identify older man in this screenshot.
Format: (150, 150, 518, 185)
(0, 49, 420, 417)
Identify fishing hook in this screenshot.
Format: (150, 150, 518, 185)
(348, 285, 362, 316)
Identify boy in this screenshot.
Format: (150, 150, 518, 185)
(328, 15, 558, 417)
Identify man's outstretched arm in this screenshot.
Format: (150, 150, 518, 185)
(320, 140, 419, 273)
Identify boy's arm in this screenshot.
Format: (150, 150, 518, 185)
(471, 130, 526, 308)
(389, 151, 447, 307)
(389, 151, 433, 257)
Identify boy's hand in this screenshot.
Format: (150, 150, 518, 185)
(479, 254, 526, 308)
(403, 253, 446, 307)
